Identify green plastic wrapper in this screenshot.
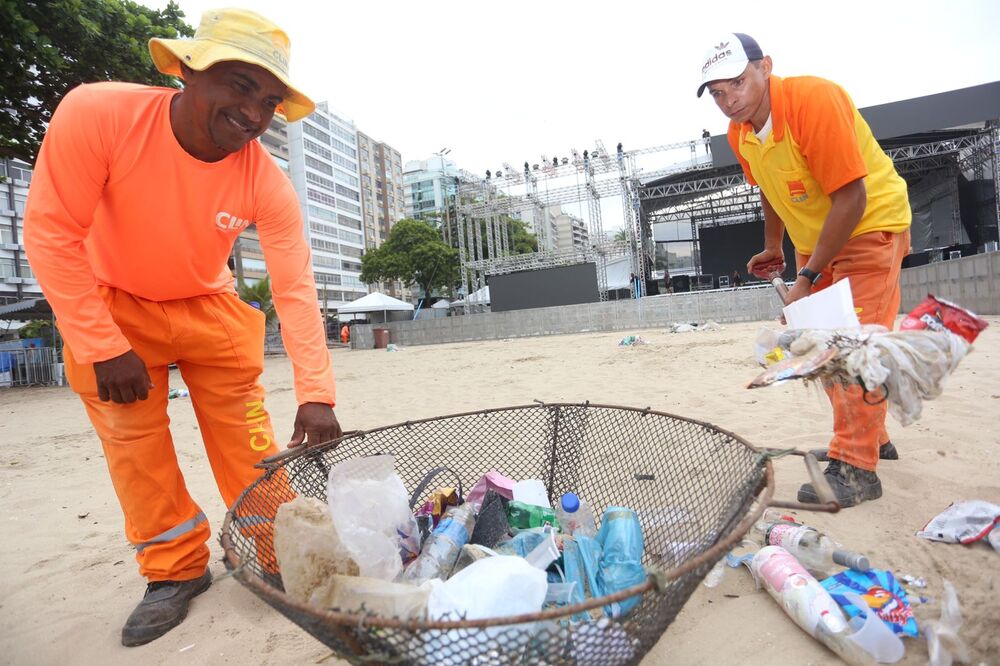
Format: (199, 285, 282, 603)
(506, 500, 559, 530)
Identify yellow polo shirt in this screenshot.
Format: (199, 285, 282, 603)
(727, 76, 911, 255)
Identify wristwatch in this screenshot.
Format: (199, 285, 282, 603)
(797, 267, 822, 284)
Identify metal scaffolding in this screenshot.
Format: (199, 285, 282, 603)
(455, 137, 712, 305)
(639, 124, 999, 277)
(452, 121, 997, 307)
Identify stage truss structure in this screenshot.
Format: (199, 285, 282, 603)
(454, 122, 999, 310)
(455, 138, 713, 304)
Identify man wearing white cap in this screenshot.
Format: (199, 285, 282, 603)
(697, 33, 911, 507)
(25, 9, 340, 645)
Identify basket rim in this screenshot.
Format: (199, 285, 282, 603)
(221, 401, 774, 630)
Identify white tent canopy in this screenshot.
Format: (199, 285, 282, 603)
(430, 299, 451, 309)
(337, 292, 414, 314)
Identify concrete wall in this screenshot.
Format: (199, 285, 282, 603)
(352, 285, 785, 349)
(353, 253, 1000, 349)
(901, 251, 1000, 315)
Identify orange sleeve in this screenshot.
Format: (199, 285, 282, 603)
(727, 123, 757, 186)
(22, 85, 132, 364)
(788, 79, 868, 195)
(254, 171, 337, 407)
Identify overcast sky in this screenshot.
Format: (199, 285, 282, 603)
(142, 0, 999, 200)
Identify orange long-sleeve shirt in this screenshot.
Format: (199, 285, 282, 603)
(24, 82, 335, 406)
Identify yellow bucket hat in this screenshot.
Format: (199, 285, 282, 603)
(148, 8, 315, 122)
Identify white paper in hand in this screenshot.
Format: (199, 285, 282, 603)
(783, 278, 861, 330)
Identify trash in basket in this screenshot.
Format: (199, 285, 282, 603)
(221, 403, 774, 665)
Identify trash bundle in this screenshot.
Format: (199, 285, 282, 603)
(273, 466, 650, 633)
(749, 296, 989, 426)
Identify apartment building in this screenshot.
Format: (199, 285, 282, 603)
(287, 102, 368, 312)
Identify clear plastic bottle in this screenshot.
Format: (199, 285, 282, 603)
(400, 503, 476, 584)
(555, 492, 597, 538)
(751, 510, 870, 578)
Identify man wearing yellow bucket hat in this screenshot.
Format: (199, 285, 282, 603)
(24, 9, 340, 646)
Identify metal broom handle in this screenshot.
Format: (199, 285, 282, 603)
(769, 270, 789, 302)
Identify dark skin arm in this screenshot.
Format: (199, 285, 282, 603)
(95, 351, 343, 448)
(783, 178, 867, 304)
(288, 402, 343, 448)
(746, 191, 787, 277)
(94, 349, 152, 403)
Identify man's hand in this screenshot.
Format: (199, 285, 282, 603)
(747, 247, 785, 279)
(93, 350, 152, 403)
(288, 402, 342, 449)
(784, 277, 813, 307)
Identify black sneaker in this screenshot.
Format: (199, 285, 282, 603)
(809, 441, 899, 462)
(121, 570, 212, 647)
(797, 459, 883, 508)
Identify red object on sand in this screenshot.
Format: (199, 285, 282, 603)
(900, 295, 989, 343)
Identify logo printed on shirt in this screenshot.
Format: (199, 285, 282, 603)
(787, 180, 808, 203)
(215, 211, 253, 232)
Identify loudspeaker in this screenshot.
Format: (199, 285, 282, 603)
(671, 275, 690, 293)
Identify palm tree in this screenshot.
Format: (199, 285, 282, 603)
(237, 276, 277, 328)
(614, 228, 629, 243)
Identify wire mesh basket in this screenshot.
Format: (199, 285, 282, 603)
(221, 402, 784, 665)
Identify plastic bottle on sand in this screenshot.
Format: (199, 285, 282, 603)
(752, 509, 870, 578)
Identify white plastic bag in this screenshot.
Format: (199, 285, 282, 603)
(427, 555, 547, 628)
(846, 331, 970, 426)
(415, 555, 548, 663)
(326, 455, 420, 581)
(925, 580, 971, 666)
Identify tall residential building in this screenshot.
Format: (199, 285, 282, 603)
(403, 156, 460, 221)
(231, 117, 292, 288)
(0, 159, 42, 307)
(357, 132, 405, 248)
(554, 209, 590, 252)
(357, 132, 410, 300)
(517, 204, 561, 252)
(287, 102, 368, 314)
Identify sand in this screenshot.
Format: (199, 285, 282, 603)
(1, 319, 998, 665)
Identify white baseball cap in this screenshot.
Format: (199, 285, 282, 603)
(697, 33, 765, 98)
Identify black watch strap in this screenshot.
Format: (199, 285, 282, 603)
(798, 268, 822, 284)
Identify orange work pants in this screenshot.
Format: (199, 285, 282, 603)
(63, 288, 285, 582)
(796, 230, 910, 472)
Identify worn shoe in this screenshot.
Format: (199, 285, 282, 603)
(797, 459, 883, 508)
(809, 441, 899, 462)
(121, 570, 212, 647)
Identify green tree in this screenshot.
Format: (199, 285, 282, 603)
(361, 219, 459, 303)
(468, 216, 537, 257)
(0, 0, 195, 163)
(613, 228, 629, 243)
(237, 276, 277, 328)
(17, 319, 55, 346)
(507, 217, 538, 255)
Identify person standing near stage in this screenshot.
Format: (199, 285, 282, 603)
(24, 9, 341, 645)
(697, 33, 911, 507)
